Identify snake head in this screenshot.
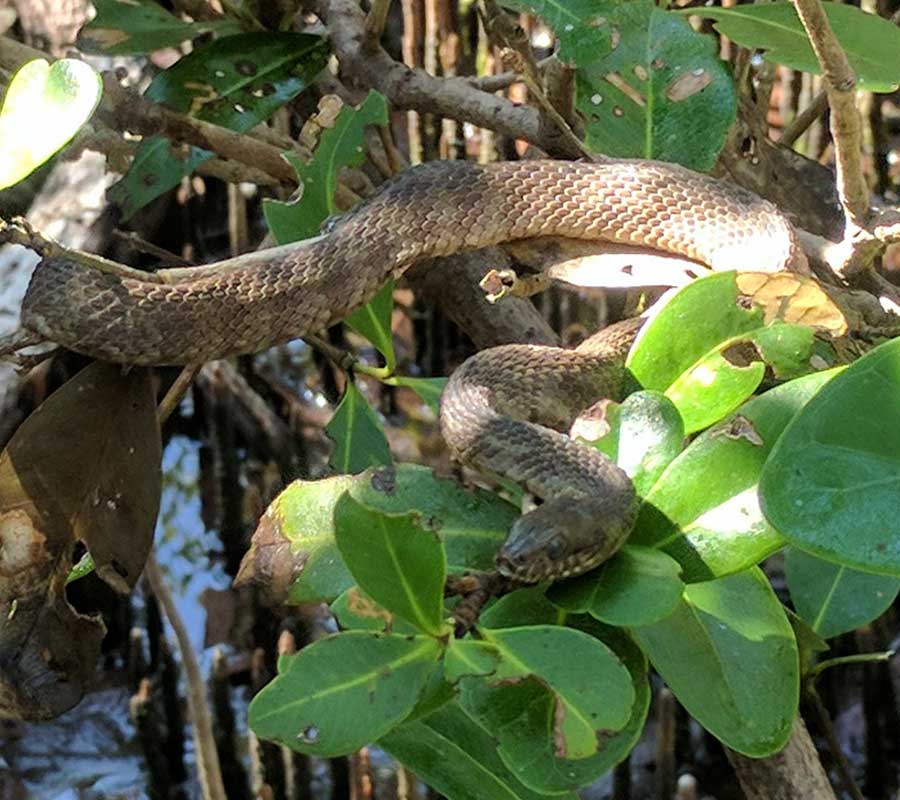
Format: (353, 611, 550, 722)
(496, 495, 637, 583)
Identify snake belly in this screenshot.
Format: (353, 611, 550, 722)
(17, 159, 803, 580)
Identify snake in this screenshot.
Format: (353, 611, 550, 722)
(16, 158, 805, 581)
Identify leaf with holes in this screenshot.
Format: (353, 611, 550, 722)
(684, 2, 900, 92)
(628, 272, 831, 433)
(265, 90, 389, 240)
(77, 0, 239, 55)
(0, 59, 102, 189)
(110, 32, 327, 218)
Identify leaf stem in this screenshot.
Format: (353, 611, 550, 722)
(807, 650, 894, 681)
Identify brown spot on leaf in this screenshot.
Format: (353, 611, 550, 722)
(714, 415, 765, 446)
(722, 340, 760, 368)
(665, 69, 712, 102)
(371, 465, 397, 495)
(234, 59, 258, 76)
(234, 511, 307, 604)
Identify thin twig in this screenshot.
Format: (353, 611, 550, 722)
(144, 552, 227, 800)
(791, 0, 870, 226)
(157, 365, 202, 425)
(781, 89, 828, 146)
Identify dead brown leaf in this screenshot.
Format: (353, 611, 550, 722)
(0, 362, 160, 719)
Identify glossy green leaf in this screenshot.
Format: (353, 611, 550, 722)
(632, 369, 838, 581)
(111, 32, 327, 218)
(249, 631, 441, 757)
(629, 273, 826, 432)
(630, 273, 762, 387)
(345, 281, 396, 373)
(380, 702, 579, 800)
(785, 548, 900, 639)
(238, 464, 516, 603)
(334, 495, 447, 635)
(582, 391, 684, 497)
(480, 585, 561, 629)
(549, 546, 684, 627)
(684, 2, 900, 92)
(0, 59, 102, 190)
(458, 626, 649, 793)
(325, 382, 392, 474)
(633, 568, 798, 757)
(77, 0, 238, 55)
(760, 338, 900, 574)
(478, 626, 634, 760)
(265, 90, 389, 240)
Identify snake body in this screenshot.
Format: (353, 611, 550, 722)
(18, 159, 803, 580)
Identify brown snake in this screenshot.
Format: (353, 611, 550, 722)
(17, 159, 805, 581)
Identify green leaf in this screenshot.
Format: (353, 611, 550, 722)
(581, 391, 684, 497)
(480, 585, 561, 629)
(575, 1, 736, 170)
(77, 0, 239, 55)
(380, 702, 579, 800)
(265, 90, 389, 241)
(632, 568, 798, 757)
(249, 631, 441, 757)
(345, 280, 396, 373)
(334, 495, 447, 636)
(110, 32, 328, 218)
(760, 338, 900, 575)
(505, 0, 735, 169)
(325, 382, 392, 474)
(458, 626, 649, 793)
(632, 368, 838, 582)
(0, 59, 102, 190)
(478, 626, 634, 760)
(628, 273, 823, 433)
(444, 640, 502, 682)
(388, 376, 448, 417)
(683, 2, 900, 92)
(548, 546, 684, 627)
(785, 548, 900, 639)
(241, 464, 516, 603)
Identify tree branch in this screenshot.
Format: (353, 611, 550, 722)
(311, 0, 582, 158)
(790, 0, 869, 226)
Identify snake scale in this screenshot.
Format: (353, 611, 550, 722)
(18, 159, 804, 581)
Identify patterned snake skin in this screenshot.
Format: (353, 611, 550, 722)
(18, 159, 804, 580)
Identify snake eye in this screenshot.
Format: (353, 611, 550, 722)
(545, 535, 568, 561)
